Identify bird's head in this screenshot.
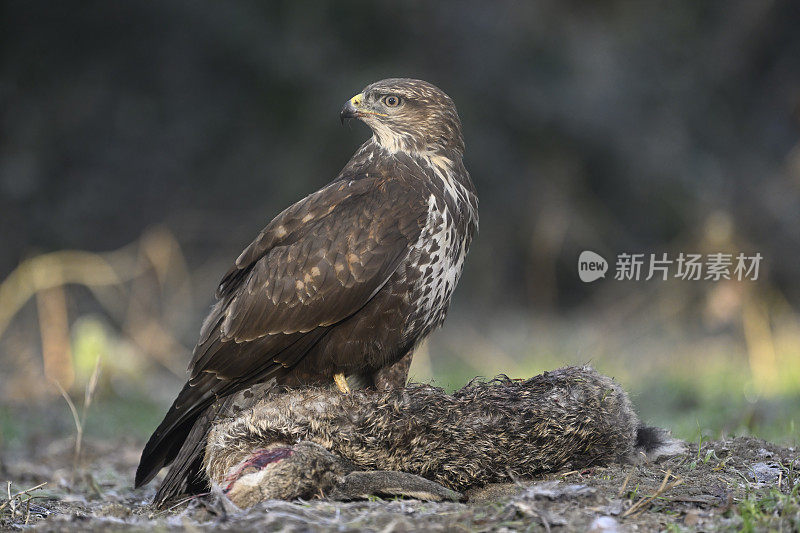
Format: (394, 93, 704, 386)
(340, 78, 464, 155)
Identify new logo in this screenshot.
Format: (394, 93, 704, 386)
(578, 251, 608, 283)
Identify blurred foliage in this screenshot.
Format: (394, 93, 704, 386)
(414, 301, 800, 445)
(2, 0, 799, 309)
(1, 1, 800, 449)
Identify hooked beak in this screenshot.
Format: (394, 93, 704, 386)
(340, 93, 364, 124)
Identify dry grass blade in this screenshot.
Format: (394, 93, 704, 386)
(51, 354, 102, 480)
(618, 469, 633, 496)
(622, 470, 684, 518)
(75, 354, 102, 471)
(51, 379, 82, 446)
(51, 379, 82, 483)
(52, 366, 100, 482)
(84, 354, 102, 412)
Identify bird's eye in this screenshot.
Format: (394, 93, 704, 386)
(383, 95, 402, 107)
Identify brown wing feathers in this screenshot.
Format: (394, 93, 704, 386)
(143, 327, 333, 501)
(135, 176, 425, 502)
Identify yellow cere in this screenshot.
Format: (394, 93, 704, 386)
(350, 93, 364, 106)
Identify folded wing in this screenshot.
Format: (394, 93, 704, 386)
(135, 176, 427, 495)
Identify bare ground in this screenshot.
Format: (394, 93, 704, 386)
(1, 436, 798, 532)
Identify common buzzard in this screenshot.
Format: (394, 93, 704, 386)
(135, 78, 478, 505)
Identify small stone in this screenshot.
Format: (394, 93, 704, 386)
(588, 516, 620, 533)
(749, 462, 782, 485)
(99, 503, 132, 519)
(684, 509, 702, 526)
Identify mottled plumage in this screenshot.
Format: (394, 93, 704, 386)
(135, 78, 478, 505)
(203, 366, 682, 508)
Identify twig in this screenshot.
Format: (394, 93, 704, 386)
(0, 482, 47, 513)
(152, 492, 212, 517)
(622, 470, 683, 518)
(537, 509, 552, 533)
(628, 471, 672, 516)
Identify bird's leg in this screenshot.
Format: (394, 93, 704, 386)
(371, 350, 413, 391)
(333, 373, 351, 394)
(332, 350, 414, 394)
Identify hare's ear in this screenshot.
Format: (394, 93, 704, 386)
(330, 470, 463, 502)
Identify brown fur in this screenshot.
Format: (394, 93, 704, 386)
(204, 366, 681, 508)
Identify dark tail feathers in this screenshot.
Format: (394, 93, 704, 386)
(135, 410, 201, 489)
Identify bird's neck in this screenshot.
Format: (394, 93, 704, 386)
(369, 124, 411, 154)
(340, 139, 477, 225)
(367, 127, 464, 157)
(349, 138, 465, 180)
(359, 137, 460, 167)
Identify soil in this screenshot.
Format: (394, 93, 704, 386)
(1, 436, 797, 531)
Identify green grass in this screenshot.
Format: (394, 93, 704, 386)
(3, 364, 797, 453)
(0, 395, 164, 452)
(413, 313, 800, 446)
(629, 362, 800, 445)
(737, 461, 800, 533)
(417, 354, 800, 446)
(738, 489, 800, 532)
(4, 312, 800, 452)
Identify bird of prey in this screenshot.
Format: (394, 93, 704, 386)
(135, 78, 479, 506)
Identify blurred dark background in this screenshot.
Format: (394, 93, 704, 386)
(2, 1, 800, 445)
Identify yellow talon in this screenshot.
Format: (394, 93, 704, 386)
(334, 373, 350, 394)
